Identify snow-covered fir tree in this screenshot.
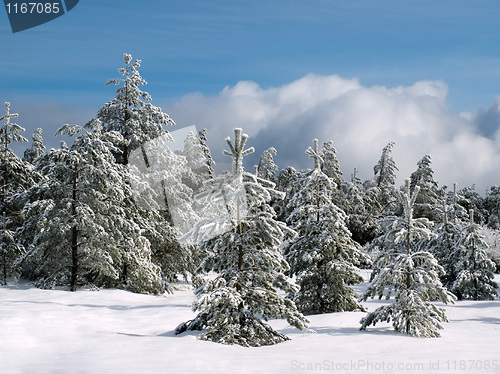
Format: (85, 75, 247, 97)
(409, 154, 441, 221)
(354, 142, 400, 246)
(284, 139, 368, 314)
(95, 53, 175, 165)
(128, 132, 198, 279)
(457, 185, 487, 224)
(177, 131, 214, 192)
(428, 200, 463, 290)
(257, 147, 278, 183)
(371, 142, 398, 213)
(360, 179, 456, 338)
(485, 186, 500, 229)
(451, 210, 498, 300)
(176, 128, 307, 347)
(320, 140, 343, 187)
(482, 225, 500, 272)
(274, 166, 300, 221)
(342, 168, 380, 245)
(23, 128, 45, 165)
(90, 53, 188, 282)
(197, 128, 215, 178)
(16, 122, 165, 293)
(373, 142, 397, 188)
(0, 102, 35, 285)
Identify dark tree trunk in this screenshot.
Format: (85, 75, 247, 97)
(70, 166, 78, 292)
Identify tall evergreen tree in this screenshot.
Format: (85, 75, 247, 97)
(0, 102, 35, 285)
(93, 53, 187, 283)
(176, 129, 307, 347)
(284, 139, 368, 314)
(360, 179, 455, 337)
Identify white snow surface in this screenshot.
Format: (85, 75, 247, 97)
(1, 272, 499, 374)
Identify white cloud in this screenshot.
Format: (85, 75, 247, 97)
(166, 74, 500, 193)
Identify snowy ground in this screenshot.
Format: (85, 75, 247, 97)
(1, 272, 499, 374)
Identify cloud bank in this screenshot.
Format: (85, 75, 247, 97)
(167, 74, 500, 194)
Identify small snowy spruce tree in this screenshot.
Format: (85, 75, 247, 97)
(0, 103, 35, 285)
(372, 142, 398, 212)
(177, 131, 214, 192)
(285, 139, 368, 314)
(342, 168, 380, 245)
(176, 128, 307, 347)
(360, 179, 456, 337)
(320, 140, 343, 187)
(23, 128, 45, 165)
(451, 210, 498, 300)
(409, 155, 441, 221)
(457, 185, 488, 225)
(197, 128, 215, 178)
(257, 147, 278, 183)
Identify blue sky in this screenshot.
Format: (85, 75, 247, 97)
(2, 0, 500, 191)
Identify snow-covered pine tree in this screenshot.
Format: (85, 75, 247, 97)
(16, 122, 165, 293)
(409, 154, 441, 221)
(320, 140, 343, 187)
(360, 179, 456, 338)
(374, 142, 397, 189)
(284, 139, 368, 314)
(274, 166, 300, 222)
(23, 128, 45, 165)
(457, 185, 487, 224)
(0, 102, 35, 285)
(176, 128, 307, 347)
(95, 53, 175, 165)
(257, 147, 278, 183)
(129, 133, 199, 280)
(428, 200, 463, 290)
(482, 225, 500, 272)
(197, 128, 215, 178)
(485, 186, 500, 229)
(342, 168, 380, 245)
(353, 143, 399, 247)
(371, 142, 398, 213)
(177, 131, 214, 192)
(92, 53, 188, 282)
(451, 210, 498, 300)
